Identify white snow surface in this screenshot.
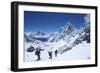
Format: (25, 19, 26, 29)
(24, 41, 90, 62)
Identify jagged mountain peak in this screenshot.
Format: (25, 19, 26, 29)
(59, 22, 76, 33)
(49, 22, 77, 43)
(64, 22, 75, 31)
(65, 22, 72, 27)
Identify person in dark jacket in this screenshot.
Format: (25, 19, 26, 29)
(35, 47, 41, 61)
(55, 50, 58, 57)
(48, 51, 52, 59)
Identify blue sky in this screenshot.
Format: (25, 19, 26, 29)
(24, 11, 87, 32)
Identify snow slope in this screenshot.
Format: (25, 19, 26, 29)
(55, 41, 90, 60)
(24, 41, 90, 62)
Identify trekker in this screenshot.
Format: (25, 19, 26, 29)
(48, 51, 52, 59)
(55, 50, 58, 57)
(35, 47, 41, 61)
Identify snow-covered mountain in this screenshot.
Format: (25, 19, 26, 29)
(25, 22, 90, 51)
(56, 23, 90, 54)
(49, 22, 76, 43)
(25, 31, 56, 42)
(24, 21, 90, 62)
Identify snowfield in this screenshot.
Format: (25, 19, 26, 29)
(24, 41, 90, 62)
(55, 41, 90, 60)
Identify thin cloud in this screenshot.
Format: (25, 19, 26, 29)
(84, 14, 90, 25)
